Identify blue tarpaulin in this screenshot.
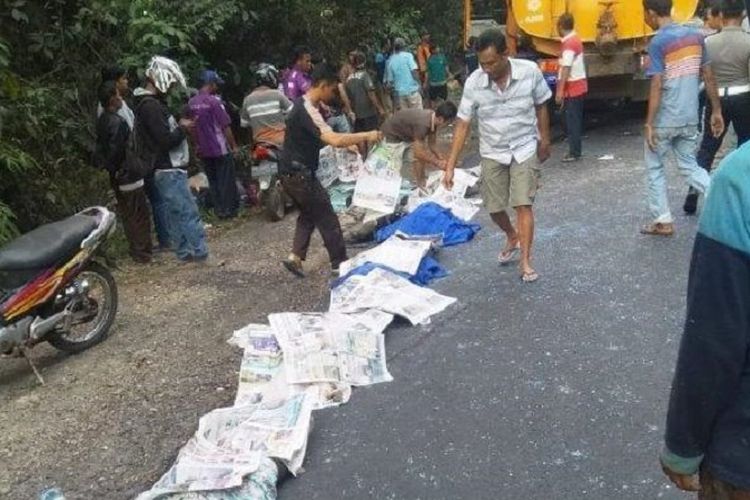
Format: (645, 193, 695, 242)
(374, 202, 480, 247)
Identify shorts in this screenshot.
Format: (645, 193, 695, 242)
(429, 85, 448, 101)
(396, 91, 423, 110)
(354, 115, 379, 133)
(480, 155, 541, 213)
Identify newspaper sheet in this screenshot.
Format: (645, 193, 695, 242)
(330, 268, 456, 325)
(231, 324, 352, 410)
(407, 169, 481, 221)
(352, 142, 405, 213)
(269, 310, 394, 387)
(339, 232, 434, 277)
(158, 456, 278, 500)
(317, 146, 364, 188)
(138, 392, 314, 500)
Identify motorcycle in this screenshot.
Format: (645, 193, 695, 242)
(246, 142, 292, 222)
(0, 207, 118, 384)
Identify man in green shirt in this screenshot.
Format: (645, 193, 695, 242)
(426, 44, 450, 106)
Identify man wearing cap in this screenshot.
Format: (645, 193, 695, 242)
(188, 69, 240, 219)
(385, 38, 423, 110)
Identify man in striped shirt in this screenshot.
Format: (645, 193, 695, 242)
(640, 0, 724, 236)
(240, 64, 293, 147)
(556, 13, 588, 162)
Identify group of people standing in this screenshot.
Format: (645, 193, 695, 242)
(95, 57, 231, 266)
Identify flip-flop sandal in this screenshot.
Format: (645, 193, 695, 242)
(498, 243, 521, 265)
(521, 271, 539, 283)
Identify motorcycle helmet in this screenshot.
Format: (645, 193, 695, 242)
(255, 63, 280, 90)
(145, 56, 187, 94)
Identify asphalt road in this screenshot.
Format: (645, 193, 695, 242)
(278, 116, 701, 500)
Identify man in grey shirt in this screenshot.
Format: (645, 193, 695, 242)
(685, 0, 750, 214)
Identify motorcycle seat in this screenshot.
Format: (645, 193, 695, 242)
(0, 215, 98, 272)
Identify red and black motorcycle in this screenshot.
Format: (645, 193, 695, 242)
(0, 207, 118, 383)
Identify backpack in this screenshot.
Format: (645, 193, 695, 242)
(122, 98, 156, 180)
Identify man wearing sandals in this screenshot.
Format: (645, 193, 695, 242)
(641, 0, 724, 236)
(443, 28, 551, 283)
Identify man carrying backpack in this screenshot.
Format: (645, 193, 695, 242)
(95, 81, 152, 263)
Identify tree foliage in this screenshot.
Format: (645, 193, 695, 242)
(0, 0, 462, 245)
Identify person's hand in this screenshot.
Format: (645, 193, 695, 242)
(645, 123, 657, 151)
(179, 118, 196, 131)
(711, 111, 725, 138)
(661, 464, 701, 492)
(347, 111, 356, 123)
(555, 93, 564, 107)
(436, 159, 448, 170)
(368, 130, 383, 143)
(537, 140, 551, 163)
(442, 164, 455, 190)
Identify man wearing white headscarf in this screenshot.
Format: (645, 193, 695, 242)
(134, 56, 215, 264)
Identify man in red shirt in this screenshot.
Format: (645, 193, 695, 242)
(556, 13, 588, 162)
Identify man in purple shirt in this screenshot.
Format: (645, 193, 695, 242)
(188, 69, 239, 219)
(283, 46, 313, 100)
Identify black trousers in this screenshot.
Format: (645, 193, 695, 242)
(697, 92, 750, 172)
(281, 173, 347, 269)
(110, 177, 153, 263)
(563, 96, 584, 158)
(203, 154, 239, 218)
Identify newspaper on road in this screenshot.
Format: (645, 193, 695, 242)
(156, 456, 279, 500)
(269, 310, 394, 387)
(138, 393, 314, 499)
(352, 142, 405, 214)
(231, 323, 352, 410)
(339, 231, 435, 277)
(407, 168, 480, 221)
(331, 268, 456, 325)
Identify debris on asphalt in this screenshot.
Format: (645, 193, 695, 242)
(598, 154, 615, 160)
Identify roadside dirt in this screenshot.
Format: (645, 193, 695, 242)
(0, 212, 331, 499)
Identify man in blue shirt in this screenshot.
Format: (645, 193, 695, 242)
(385, 38, 422, 110)
(641, 0, 724, 237)
(661, 140, 750, 498)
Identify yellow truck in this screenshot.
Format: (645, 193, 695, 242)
(464, 0, 702, 100)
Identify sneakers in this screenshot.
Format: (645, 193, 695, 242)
(683, 190, 699, 215)
(282, 254, 305, 278)
(561, 154, 581, 163)
(640, 222, 675, 237)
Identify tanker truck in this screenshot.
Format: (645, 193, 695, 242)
(464, 0, 702, 100)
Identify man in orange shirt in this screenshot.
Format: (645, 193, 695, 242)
(556, 13, 588, 162)
(417, 31, 432, 85)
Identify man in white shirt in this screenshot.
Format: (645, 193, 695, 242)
(443, 29, 552, 283)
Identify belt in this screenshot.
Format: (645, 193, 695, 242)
(721, 84, 750, 96)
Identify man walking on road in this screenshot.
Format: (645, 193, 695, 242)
(556, 13, 588, 162)
(279, 63, 382, 278)
(188, 70, 240, 219)
(641, 0, 724, 236)
(385, 38, 422, 110)
(660, 142, 750, 499)
(684, 0, 750, 215)
(442, 28, 552, 283)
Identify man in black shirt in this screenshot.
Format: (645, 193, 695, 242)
(95, 81, 152, 263)
(280, 63, 382, 277)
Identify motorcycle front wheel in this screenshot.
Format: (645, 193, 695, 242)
(48, 262, 118, 353)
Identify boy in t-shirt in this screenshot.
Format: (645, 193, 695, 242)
(426, 44, 450, 106)
(640, 0, 724, 236)
(345, 51, 385, 156)
(556, 13, 588, 162)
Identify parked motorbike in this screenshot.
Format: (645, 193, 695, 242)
(0, 207, 118, 383)
(248, 142, 292, 222)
